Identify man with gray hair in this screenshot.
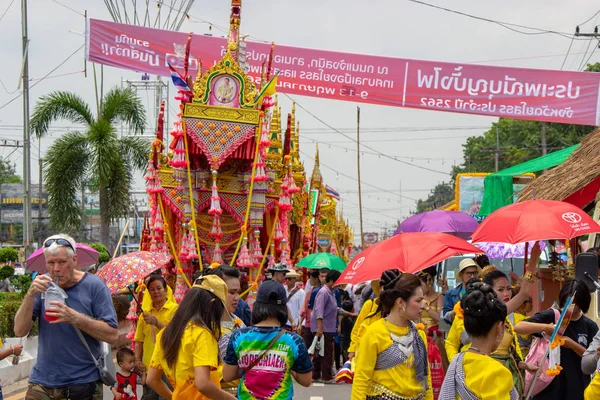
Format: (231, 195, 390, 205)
(14, 234, 118, 400)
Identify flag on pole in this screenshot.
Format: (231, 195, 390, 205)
(254, 73, 279, 105)
(167, 63, 192, 95)
(326, 185, 341, 200)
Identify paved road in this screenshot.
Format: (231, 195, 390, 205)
(5, 380, 352, 399)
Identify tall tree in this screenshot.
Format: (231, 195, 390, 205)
(415, 182, 454, 213)
(30, 88, 148, 247)
(0, 160, 22, 184)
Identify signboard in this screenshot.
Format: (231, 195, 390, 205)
(87, 18, 600, 126)
(1, 184, 48, 223)
(363, 232, 379, 248)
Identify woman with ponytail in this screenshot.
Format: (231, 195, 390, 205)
(352, 273, 433, 400)
(440, 281, 518, 399)
(146, 275, 236, 400)
(347, 269, 402, 360)
(445, 271, 536, 397)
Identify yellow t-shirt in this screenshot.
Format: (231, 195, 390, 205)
(150, 324, 221, 400)
(585, 372, 600, 400)
(514, 312, 531, 346)
(446, 316, 522, 362)
(352, 318, 433, 400)
(348, 298, 381, 353)
(461, 352, 515, 399)
(134, 300, 178, 368)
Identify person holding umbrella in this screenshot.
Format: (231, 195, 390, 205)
(439, 281, 517, 399)
(134, 274, 178, 400)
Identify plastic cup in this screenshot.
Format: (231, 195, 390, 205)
(43, 283, 67, 322)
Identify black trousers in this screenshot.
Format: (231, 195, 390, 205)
(312, 332, 335, 381)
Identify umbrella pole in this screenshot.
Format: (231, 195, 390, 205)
(113, 220, 130, 259)
(128, 286, 141, 308)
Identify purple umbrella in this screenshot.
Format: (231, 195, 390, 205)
(397, 210, 479, 239)
(26, 243, 100, 273)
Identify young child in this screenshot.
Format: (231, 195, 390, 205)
(0, 340, 23, 400)
(340, 300, 355, 363)
(112, 348, 141, 400)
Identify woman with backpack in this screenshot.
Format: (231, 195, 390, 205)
(514, 278, 599, 400)
(440, 280, 518, 399)
(222, 280, 313, 399)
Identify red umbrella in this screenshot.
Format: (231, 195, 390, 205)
(96, 251, 171, 294)
(336, 232, 482, 285)
(471, 199, 600, 244)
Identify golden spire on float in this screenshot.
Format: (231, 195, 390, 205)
(310, 144, 322, 188)
(265, 95, 283, 171)
(227, 0, 242, 55)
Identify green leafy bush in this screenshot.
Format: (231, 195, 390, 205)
(0, 247, 18, 263)
(0, 293, 38, 338)
(88, 242, 111, 264)
(0, 265, 14, 280)
(10, 274, 32, 294)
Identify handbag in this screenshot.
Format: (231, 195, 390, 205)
(74, 326, 117, 387)
(523, 308, 561, 397)
(242, 330, 285, 375)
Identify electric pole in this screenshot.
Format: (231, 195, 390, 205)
(541, 122, 547, 156)
(495, 125, 500, 172)
(22, 0, 33, 255)
(357, 106, 365, 249)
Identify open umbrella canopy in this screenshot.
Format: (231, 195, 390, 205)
(398, 210, 479, 239)
(296, 252, 347, 272)
(26, 243, 99, 274)
(96, 251, 171, 294)
(471, 199, 600, 244)
(336, 232, 482, 285)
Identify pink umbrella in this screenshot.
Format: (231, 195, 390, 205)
(26, 243, 100, 273)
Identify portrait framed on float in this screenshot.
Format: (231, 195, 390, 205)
(209, 74, 240, 108)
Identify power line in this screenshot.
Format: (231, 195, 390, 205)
(0, 44, 84, 112)
(0, 0, 15, 24)
(287, 94, 449, 176)
(299, 149, 418, 202)
(406, 0, 583, 40)
(580, 43, 599, 71)
(578, 9, 600, 26)
(560, 36, 575, 70)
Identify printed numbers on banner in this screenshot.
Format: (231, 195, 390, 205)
(420, 97, 451, 108)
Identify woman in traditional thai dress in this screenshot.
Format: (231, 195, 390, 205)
(440, 281, 518, 400)
(352, 273, 433, 400)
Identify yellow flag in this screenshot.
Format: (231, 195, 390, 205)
(255, 74, 279, 105)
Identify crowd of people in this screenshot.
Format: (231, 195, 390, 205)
(7, 234, 600, 400)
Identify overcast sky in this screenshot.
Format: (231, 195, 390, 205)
(1, 0, 599, 239)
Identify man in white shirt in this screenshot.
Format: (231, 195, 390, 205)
(284, 269, 305, 329)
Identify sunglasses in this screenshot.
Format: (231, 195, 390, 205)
(44, 238, 75, 253)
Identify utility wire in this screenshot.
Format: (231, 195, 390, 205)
(286, 94, 449, 176)
(407, 0, 583, 40)
(0, 0, 15, 24)
(560, 36, 575, 70)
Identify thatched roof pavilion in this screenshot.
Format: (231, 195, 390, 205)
(517, 128, 600, 210)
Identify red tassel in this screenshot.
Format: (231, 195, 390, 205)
(208, 170, 223, 215)
(212, 242, 224, 263)
(236, 237, 253, 268)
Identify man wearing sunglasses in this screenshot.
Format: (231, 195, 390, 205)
(442, 258, 481, 324)
(14, 234, 118, 400)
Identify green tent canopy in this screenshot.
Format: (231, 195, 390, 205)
(478, 144, 580, 216)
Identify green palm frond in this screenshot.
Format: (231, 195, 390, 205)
(87, 121, 122, 187)
(30, 92, 94, 138)
(99, 87, 146, 134)
(44, 132, 91, 231)
(118, 136, 151, 170)
(104, 158, 134, 223)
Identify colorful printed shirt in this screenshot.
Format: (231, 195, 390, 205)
(224, 326, 313, 400)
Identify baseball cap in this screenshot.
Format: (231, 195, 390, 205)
(459, 258, 480, 274)
(256, 280, 287, 305)
(192, 275, 228, 309)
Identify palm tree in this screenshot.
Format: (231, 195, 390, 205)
(31, 87, 149, 247)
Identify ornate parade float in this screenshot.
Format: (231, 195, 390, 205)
(140, 0, 352, 300)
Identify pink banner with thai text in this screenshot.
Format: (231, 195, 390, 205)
(86, 18, 600, 126)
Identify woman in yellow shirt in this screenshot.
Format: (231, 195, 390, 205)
(445, 271, 536, 396)
(348, 269, 401, 360)
(134, 275, 178, 398)
(146, 275, 236, 400)
(352, 273, 433, 400)
(440, 281, 518, 400)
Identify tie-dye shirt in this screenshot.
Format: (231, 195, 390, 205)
(224, 326, 313, 399)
